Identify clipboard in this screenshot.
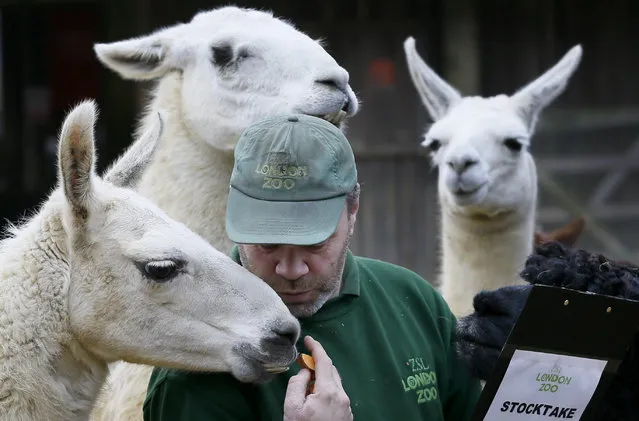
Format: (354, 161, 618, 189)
(471, 284, 639, 421)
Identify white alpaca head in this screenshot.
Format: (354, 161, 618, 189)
(404, 38, 582, 217)
(93, 6, 359, 150)
(57, 100, 299, 383)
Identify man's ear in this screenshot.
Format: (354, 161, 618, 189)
(350, 198, 360, 218)
(347, 183, 360, 235)
(348, 214, 357, 236)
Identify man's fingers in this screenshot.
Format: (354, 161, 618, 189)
(284, 368, 312, 410)
(304, 335, 334, 388)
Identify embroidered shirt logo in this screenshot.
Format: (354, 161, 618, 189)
(401, 356, 439, 405)
(255, 152, 308, 190)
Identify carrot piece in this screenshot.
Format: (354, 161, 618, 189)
(296, 353, 316, 394)
(296, 353, 316, 371)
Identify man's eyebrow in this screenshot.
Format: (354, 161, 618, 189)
(307, 242, 326, 248)
(309, 234, 334, 247)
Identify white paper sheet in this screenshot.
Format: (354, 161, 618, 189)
(483, 349, 607, 420)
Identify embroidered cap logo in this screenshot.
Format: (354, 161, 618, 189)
(255, 152, 309, 190)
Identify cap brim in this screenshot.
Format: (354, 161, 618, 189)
(225, 187, 346, 245)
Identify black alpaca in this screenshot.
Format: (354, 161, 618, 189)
(455, 241, 639, 421)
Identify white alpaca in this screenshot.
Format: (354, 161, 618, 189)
(403, 38, 582, 317)
(89, 6, 359, 420)
(0, 100, 300, 421)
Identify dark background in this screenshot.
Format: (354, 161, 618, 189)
(2, 0, 638, 283)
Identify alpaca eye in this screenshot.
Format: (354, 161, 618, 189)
(143, 260, 181, 282)
(426, 139, 441, 152)
(236, 48, 252, 60)
(210, 44, 234, 67)
(503, 138, 522, 152)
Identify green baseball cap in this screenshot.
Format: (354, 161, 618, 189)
(225, 114, 357, 245)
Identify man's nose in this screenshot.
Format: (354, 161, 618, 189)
(275, 255, 309, 280)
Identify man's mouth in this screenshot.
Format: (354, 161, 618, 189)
(280, 290, 316, 304)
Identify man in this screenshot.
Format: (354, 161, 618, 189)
(143, 114, 482, 420)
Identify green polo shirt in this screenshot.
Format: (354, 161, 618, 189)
(144, 248, 481, 420)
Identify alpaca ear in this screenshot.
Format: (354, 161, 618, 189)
(57, 99, 99, 219)
(94, 24, 189, 80)
(103, 110, 165, 188)
(403, 36, 462, 121)
(547, 216, 586, 248)
(534, 231, 550, 246)
(510, 45, 583, 132)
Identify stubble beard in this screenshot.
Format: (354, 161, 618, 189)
(238, 225, 353, 319)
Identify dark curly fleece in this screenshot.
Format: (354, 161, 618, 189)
(455, 241, 639, 421)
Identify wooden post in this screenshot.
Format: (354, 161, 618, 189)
(440, 0, 480, 95)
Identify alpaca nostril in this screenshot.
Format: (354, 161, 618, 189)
(341, 98, 350, 112)
(316, 79, 339, 90)
(463, 159, 478, 170)
(448, 157, 478, 174)
(268, 320, 300, 348)
(278, 324, 300, 347)
(316, 78, 351, 114)
(316, 78, 349, 96)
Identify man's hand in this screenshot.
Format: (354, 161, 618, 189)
(284, 336, 353, 421)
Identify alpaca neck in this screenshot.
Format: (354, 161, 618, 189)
(0, 201, 108, 420)
(134, 74, 236, 254)
(439, 205, 535, 318)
